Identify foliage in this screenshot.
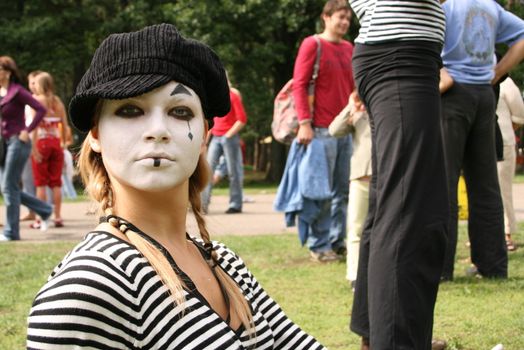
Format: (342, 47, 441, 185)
(1, 222, 524, 349)
(157, 0, 328, 139)
(0, 0, 329, 139)
(1, 0, 523, 177)
(501, 1, 524, 88)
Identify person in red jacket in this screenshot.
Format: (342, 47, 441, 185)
(202, 78, 247, 214)
(292, 0, 354, 262)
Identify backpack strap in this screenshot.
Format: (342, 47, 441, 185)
(307, 35, 322, 110)
(310, 34, 322, 83)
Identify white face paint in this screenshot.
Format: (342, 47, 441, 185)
(92, 81, 205, 192)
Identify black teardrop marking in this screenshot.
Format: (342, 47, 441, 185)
(187, 121, 193, 141)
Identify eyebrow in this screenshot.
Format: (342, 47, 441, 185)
(170, 84, 192, 96)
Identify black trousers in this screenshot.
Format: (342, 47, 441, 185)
(350, 41, 449, 350)
(440, 83, 507, 279)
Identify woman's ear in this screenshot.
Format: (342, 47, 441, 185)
(89, 129, 102, 153)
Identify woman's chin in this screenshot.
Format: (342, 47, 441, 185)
(121, 178, 188, 194)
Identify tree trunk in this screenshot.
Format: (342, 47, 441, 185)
(266, 140, 287, 182)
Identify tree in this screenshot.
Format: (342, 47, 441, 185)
(166, 0, 327, 181)
(0, 0, 327, 181)
(2, 0, 521, 181)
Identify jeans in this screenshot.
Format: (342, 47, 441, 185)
(202, 134, 243, 211)
(301, 128, 350, 252)
(62, 174, 77, 199)
(440, 83, 507, 279)
(22, 158, 36, 196)
(350, 41, 449, 349)
(1, 137, 52, 240)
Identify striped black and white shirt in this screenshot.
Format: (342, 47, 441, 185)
(349, 0, 446, 44)
(27, 232, 325, 350)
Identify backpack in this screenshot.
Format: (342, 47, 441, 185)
(272, 35, 321, 144)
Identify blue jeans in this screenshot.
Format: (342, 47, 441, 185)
(1, 137, 52, 240)
(22, 158, 36, 196)
(62, 174, 77, 199)
(202, 134, 243, 211)
(301, 128, 351, 252)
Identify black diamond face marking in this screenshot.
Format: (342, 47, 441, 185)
(170, 84, 192, 96)
(187, 120, 193, 141)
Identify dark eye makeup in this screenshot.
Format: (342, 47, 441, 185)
(114, 104, 143, 118)
(112, 101, 195, 121)
(169, 106, 195, 121)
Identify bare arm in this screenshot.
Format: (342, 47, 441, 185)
(225, 121, 246, 138)
(492, 39, 524, 84)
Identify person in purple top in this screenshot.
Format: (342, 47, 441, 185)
(0, 56, 52, 241)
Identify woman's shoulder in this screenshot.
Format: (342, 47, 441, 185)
(45, 231, 151, 289)
(63, 230, 138, 259)
(28, 232, 157, 349)
(2, 83, 24, 103)
(10, 83, 32, 97)
(8, 82, 24, 92)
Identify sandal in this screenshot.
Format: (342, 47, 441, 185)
(506, 234, 517, 252)
(54, 219, 64, 228)
(30, 220, 41, 229)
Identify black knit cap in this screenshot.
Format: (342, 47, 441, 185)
(69, 23, 230, 132)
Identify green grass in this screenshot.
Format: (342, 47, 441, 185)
(0, 242, 76, 349)
(1, 224, 523, 349)
(514, 173, 524, 183)
(208, 168, 279, 195)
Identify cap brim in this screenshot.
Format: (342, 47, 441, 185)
(69, 74, 171, 132)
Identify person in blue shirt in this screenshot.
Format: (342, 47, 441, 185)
(440, 0, 524, 281)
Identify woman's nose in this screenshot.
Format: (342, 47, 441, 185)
(144, 111, 171, 143)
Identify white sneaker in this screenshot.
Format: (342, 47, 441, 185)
(0, 235, 11, 242)
(40, 219, 49, 232)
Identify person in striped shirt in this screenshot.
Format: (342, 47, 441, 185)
(347, 1, 449, 349)
(27, 24, 325, 350)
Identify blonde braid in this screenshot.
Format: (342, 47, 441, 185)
(189, 154, 254, 334)
(78, 136, 113, 214)
(78, 134, 187, 307)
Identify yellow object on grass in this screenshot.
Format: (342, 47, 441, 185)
(458, 176, 468, 220)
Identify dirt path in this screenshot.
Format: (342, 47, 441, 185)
(6, 182, 524, 242)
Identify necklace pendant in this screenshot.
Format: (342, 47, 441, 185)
(188, 131, 193, 140)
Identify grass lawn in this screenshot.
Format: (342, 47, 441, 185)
(514, 173, 524, 183)
(1, 223, 523, 349)
(212, 167, 279, 195)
